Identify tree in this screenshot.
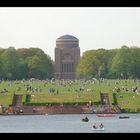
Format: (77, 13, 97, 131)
(0, 48, 5, 79)
(77, 49, 117, 79)
(18, 48, 54, 79)
(1, 47, 20, 80)
(109, 46, 131, 79)
(77, 50, 100, 79)
(27, 54, 53, 79)
(129, 47, 140, 78)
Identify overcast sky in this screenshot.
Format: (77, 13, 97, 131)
(0, 7, 140, 60)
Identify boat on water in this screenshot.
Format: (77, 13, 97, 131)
(92, 123, 105, 131)
(96, 114, 116, 117)
(92, 127, 105, 131)
(82, 117, 89, 122)
(119, 116, 130, 119)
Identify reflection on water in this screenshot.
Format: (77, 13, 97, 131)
(0, 114, 140, 133)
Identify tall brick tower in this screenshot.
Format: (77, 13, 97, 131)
(54, 34, 80, 80)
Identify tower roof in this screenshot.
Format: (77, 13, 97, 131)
(56, 34, 78, 41)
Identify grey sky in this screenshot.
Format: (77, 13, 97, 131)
(0, 7, 140, 60)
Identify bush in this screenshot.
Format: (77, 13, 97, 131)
(136, 108, 140, 112)
(24, 102, 88, 106)
(25, 94, 31, 103)
(121, 108, 137, 113)
(94, 101, 101, 105)
(113, 93, 118, 105)
(120, 108, 126, 113)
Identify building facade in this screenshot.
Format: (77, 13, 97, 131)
(54, 35, 80, 80)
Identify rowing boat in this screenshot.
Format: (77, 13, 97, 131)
(96, 114, 116, 117)
(92, 127, 105, 131)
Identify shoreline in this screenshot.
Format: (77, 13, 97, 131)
(0, 112, 140, 115)
(1, 104, 121, 115)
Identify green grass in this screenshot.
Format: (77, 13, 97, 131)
(0, 79, 140, 110)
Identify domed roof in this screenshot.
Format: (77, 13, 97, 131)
(56, 34, 78, 41)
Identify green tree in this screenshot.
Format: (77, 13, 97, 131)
(77, 48, 117, 79)
(0, 48, 5, 79)
(129, 47, 140, 78)
(27, 54, 53, 79)
(18, 48, 54, 79)
(1, 47, 20, 80)
(109, 46, 131, 79)
(77, 50, 100, 79)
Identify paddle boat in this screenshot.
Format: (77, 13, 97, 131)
(92, 127, 105, 131)
(82, 117, 89, 122)
(92, 123, 105, 131)
(96, 114, 116, 117)
(119, 116, 130, 119)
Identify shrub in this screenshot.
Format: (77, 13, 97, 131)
(24, 102, 88, 106)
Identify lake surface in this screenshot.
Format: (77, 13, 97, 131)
(0, 114, 140, 133)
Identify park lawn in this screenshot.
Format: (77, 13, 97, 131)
(0, 79, 140, 110)
(117, 92, 140, 109)
(30, 92, 95, 103)
(0, 94, 13, 107)
(0, 93, 26, 107)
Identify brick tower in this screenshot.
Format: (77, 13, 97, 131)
(54, 35, 80, 80)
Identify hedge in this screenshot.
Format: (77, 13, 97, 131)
(23, 102, 89, 106)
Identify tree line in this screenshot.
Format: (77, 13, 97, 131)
(77, 46, 140, 79)
(0, 47, 54, 80)
(0, 45, 140, 80)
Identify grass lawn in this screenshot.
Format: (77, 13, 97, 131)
(0, 79, 140, 111)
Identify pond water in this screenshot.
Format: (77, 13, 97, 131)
(0, 114, 139, 133)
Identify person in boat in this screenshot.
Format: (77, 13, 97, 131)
(99, 123, 104, 128)
(93, 123, 98, 129)
(82, 116, 89, 121)
(85, 116, 88, 121)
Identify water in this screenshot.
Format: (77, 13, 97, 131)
(0, 114, 140, 133)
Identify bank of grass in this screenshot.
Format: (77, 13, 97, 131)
(0, 79, 140, 111)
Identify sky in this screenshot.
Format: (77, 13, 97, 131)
(0, 7, 140, 60)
